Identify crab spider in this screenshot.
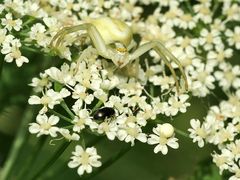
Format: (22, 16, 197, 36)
(50, 17, 188, 92)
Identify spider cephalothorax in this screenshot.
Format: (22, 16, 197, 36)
(50, 17, 188, 93)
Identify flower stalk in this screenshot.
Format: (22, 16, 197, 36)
(29, 141, 71, 180)
(0, 106, 36, 180)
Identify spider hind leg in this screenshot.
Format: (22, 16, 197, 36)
(129, 41, 188, 93)
(50, 25, 88, 48)
(50, 23, 107, 57)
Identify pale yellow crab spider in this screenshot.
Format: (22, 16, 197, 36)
(50, 17, 188, 92)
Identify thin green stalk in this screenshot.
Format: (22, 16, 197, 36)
(16, 136, 47, 179)
(85, 128, 104, 137)
(212, 0, 220, 17)
(45, 136, 105, 179)
(50, 109, 73, 123)
(81, 144, 132, 180)
(29, 141, 71, 180)
(62, 125, 74, 129)
(0, 106, 36, 180)
(92, 100, 103, 112)
(184, 1, 194, 14)
(60, 101, 75, 119)
(150, 85, 154, 97)
(153, 119, 190, 139)
(80, 133, 86, 149)
(22, 17, 35, 27)
(174, 128, 189, 138)
(143, 88, 154, 100)
(21, 45, 40, 53)
(19, 32, 30, 37)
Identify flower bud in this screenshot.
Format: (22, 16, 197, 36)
(160, 123, 174, 138)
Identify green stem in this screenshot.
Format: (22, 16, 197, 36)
(150, 85, 154, 97)
(85, 128, 104, 137)
(212, 0, 220, 17)
(0, 106, 36, 180)
(62, 125, 74, 129)
(29, 141, 71, 180)
(22, 17, 36, 27)
(17, 136, 47, 179)
(45, 136, 105, 179)
(152, 119, 190, 138)
(143, 88, 154, 100)
(92, 100, 103, 112)
(174, 128, 189, 138)
(50, 109, 73, 123)
(60, 101, 75, 119)
(19, 32, 30, 37)
(81, 144, 132, 180)
(21, 45, 41, 53)
(184, 1, 194, 14)
(80, 133, 86, 149)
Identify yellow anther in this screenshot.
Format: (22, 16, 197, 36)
(116, 47, 127, 53)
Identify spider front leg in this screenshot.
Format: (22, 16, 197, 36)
(50, 23, 108, 58)
(129, 41, 188, 93)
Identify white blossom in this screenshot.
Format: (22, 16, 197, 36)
(188, 119, 208, 148)
(29, 114, 59, 137)
(117, 123, 147, 146)
(225, 27, 240, 49)
(28, 88, 70, 114)
(1, 13, 22, 31)
(166, 94, 190, 116)
(148, 124, 179, 154)
(72, 109, 97, 132)
(97, 121, 118, 140)
(29, 23, 49, 48)
(1, 38, 29, 67)
(68, 145, 101, 176)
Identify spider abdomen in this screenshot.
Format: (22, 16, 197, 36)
(88, 17, 132, 47)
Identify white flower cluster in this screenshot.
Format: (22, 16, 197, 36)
(132, 1, 240, 177)
(135, 0, 240, 98)
(170, 1, 240, 178)
(28, 50, 187, 176)
(1, 0, 239, 178)
(0, 0, 150, 64)
(124, 0, 240, 178)
(188, 90, 240, 178)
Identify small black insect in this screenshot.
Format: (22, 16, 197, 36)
(93, 107, 115, 120)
